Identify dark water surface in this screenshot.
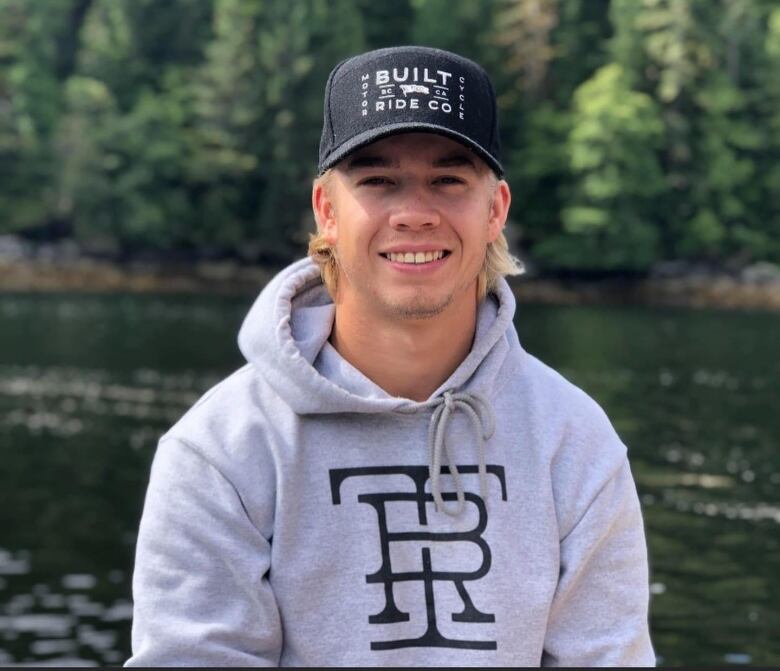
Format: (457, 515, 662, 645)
(0, 292, 777, 666)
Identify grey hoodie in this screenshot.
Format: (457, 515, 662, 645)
(126, 258, 655, 667)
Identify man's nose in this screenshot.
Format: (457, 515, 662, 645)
(388, 186, 440, 231)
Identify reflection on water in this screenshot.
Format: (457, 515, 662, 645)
(1, 294, 778, 665)
(0, 545, 132, 666)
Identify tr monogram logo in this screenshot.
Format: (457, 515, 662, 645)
(329, 465, 507, 651)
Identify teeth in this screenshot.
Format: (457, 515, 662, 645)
(386, 250, 446, 264)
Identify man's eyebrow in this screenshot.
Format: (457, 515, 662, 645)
(432, 153, 478, 171)
(344, 156, 400, 171)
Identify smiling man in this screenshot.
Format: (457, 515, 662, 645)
(127, 47, 655, 667)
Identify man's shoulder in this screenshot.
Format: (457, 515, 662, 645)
(505, 349, 628, 469)
(505, 352, 636, 535)
(160, 363, 285, 459)
(174, 363, 255, 419)
(507, 348, 613, 424)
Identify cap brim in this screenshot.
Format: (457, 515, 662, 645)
(319, 122, 504, 178)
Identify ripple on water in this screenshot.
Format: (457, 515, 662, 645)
(77, 624, 117, 651)
(724, 652, 752, 664)
(0, 613, 76, 637)
(101, 599, 133, 623)
(6, 594, 35, 614)
(0, 365, 215, 440)
(67, 594, 105, 618)
(0, 549, 31, 576)
(0, 365, 207, 403)
(16, 656, 100, 667)
(39, 593, 67, 609)
(3, 410, 84, 437)
(61, 574, 97, 590)
(661, 490, 780, 523)
(650, 582, 667, 595)
(693, 368, 741, 390)
(0, 542, 133, 664)
(30, 639, 77, 656)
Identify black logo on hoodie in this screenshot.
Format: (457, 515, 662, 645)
(330, 465, 507, 651)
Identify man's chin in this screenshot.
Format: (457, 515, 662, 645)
(382, 292, 454, 320)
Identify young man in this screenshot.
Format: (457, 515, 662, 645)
(127, 46, 655, 666)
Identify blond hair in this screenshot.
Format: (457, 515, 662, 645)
(308, 170, 523, 300)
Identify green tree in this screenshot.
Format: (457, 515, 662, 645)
(753, 5, 780, 261)
(359, 0, 413, 48)
(609, 0, 767, 263)
(55, 0, 210, 251)
(190, 0, 365, 260)
(57, 72, 199, 251)
(0, 0, 92, 233)
(536, 63, 665, 271)
(3, 0, 779, 270)
(493, 0, 612, 265)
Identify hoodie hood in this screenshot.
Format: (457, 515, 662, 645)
(238, 257, 522, 416)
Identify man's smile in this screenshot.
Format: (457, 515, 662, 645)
(379, 249, 451, 264)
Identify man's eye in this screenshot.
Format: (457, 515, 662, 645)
(360, 177, 392, 186)
(435, 176, 465, 185)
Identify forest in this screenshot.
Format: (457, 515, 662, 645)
(1, 0, 779, 273)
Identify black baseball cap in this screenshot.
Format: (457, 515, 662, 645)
(318, 46, 504, 177)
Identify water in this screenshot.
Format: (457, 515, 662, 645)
(0, 293, 778, 666)
(0, 293, 248, 666)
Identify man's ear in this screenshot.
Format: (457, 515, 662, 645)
(312, 179, 338, 244)
(487, 179, 511, 243)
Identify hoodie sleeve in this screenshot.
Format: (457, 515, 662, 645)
(541, 457, 655, 667)
(126, 437, 282, 667)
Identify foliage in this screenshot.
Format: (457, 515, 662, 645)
(537, 63, 665, 271)
(1, 0, 779, 270)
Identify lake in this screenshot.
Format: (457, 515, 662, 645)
(0, 291, 778, 666)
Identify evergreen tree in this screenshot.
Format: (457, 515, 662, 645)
(191, 0, 365, 260)
(1, 0, 779, 269)
(358, 0, 413, 49)
(757, 5, 780, 262)
(494, 0, 612, 265)
(537, 63, 665, 271)
(0, 0, 91, 233)
(55, 0, 210, 251)
(609, 0, 766, 264)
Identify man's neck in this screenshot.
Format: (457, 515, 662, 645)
(329, 294, 478, 403)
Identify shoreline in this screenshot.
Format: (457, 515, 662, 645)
(2, 257, 780, 311)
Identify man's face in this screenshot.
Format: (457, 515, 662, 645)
(312, 133, 511, 320)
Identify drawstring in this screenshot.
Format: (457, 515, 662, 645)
(426, 390, 495, 516)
